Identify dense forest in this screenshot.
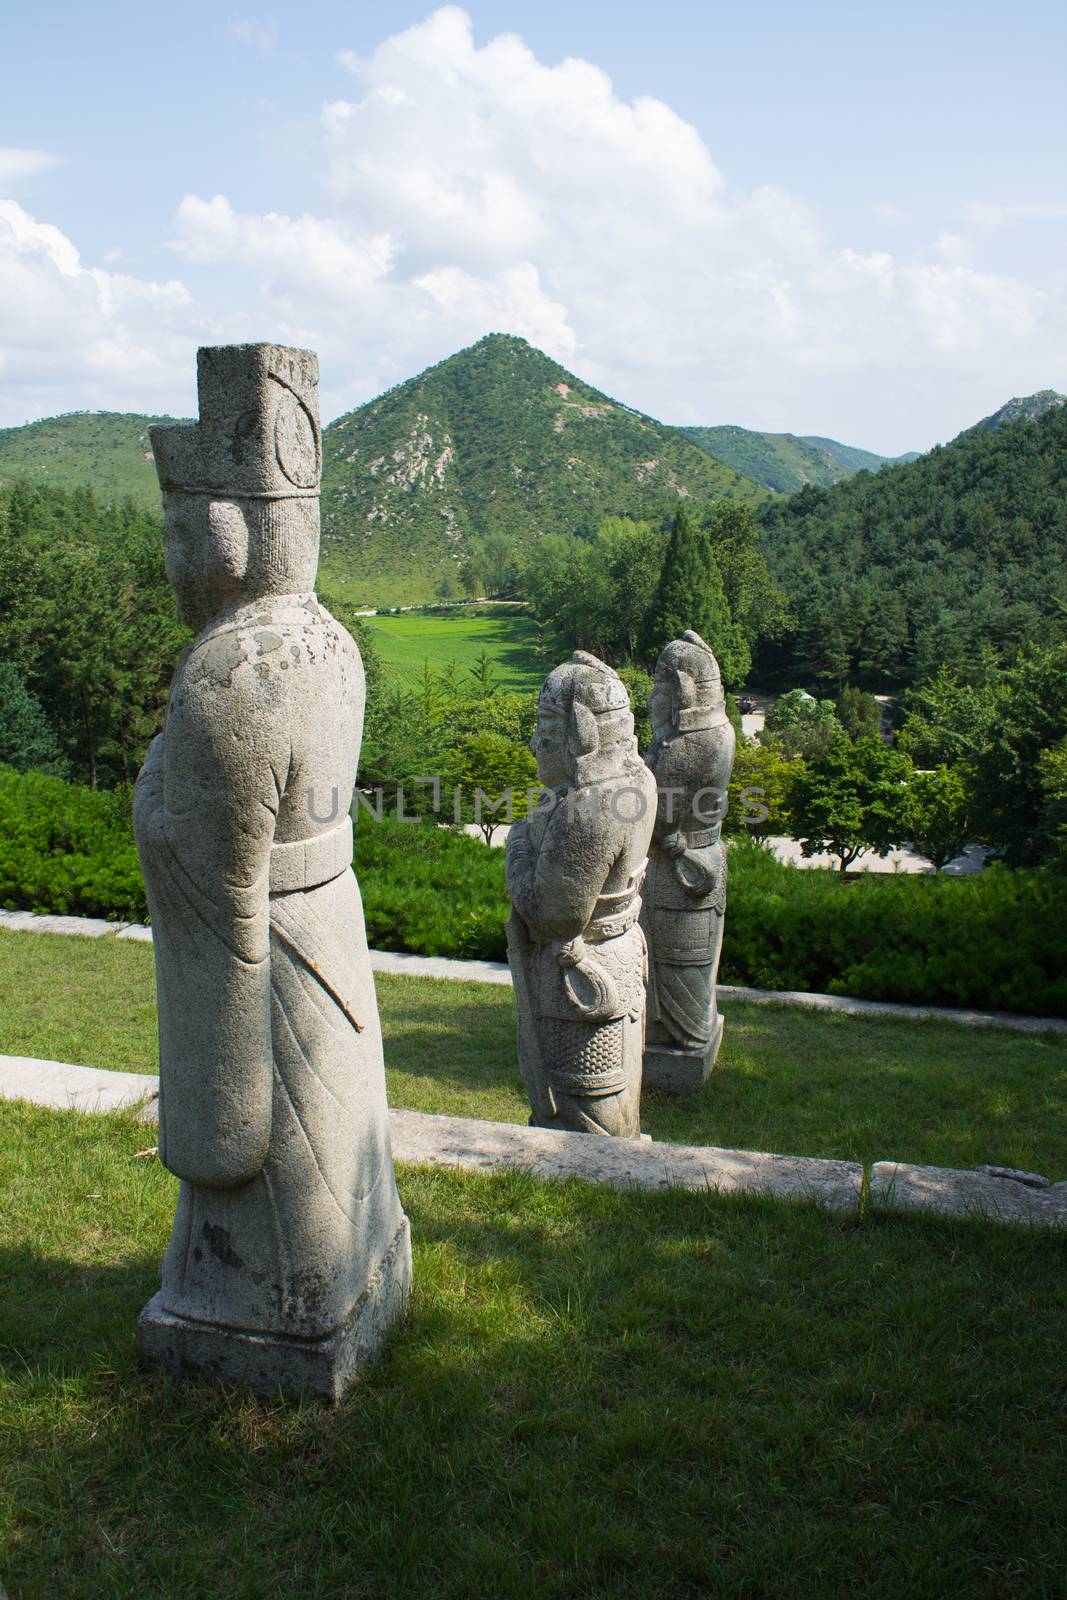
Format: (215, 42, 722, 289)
(757, 403, 1067, 691)
(682, 424, 910, 494)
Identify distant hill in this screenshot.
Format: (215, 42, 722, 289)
(758, 403, 1067, 692)
(320, 335, 767, 602)
(967, 390, 1066, 434)
(682, 424, 916, 494)
(0, 412, 179, 512)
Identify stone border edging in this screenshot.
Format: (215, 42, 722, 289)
(3, 907, 1065, 1035)
(2, 1054, 1064, 1228)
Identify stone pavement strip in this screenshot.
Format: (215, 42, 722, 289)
(3, 1054, 1065, 1227)
(3, 908, 1065, 1035)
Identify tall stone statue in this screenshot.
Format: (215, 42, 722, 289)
(506, 652, 657, 1137)
(135, 344, 411, 1400)
(641, 631, 736, 1093)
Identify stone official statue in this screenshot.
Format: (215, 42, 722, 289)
(135, 344, 410, 1399)
(506, 652, 657, 1137)
(641, 631, 736, 1093)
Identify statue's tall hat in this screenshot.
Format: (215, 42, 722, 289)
(150, 344, 321, 500)
(657, 630, 728, 731)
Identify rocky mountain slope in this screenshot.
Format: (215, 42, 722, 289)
(319, 335, 767, 602)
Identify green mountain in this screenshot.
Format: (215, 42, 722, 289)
(320, 335, 768, 602)
(757, 403, 1067, 692)
(682, 424, 915, 494)
(0, 411, 179, 512)
(968, 390, 1066, 434)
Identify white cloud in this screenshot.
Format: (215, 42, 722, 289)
(168, 7, 1064, 446)
(0, 148, 58, 185)
(969, 200, 1067, 228)
(0, 201, 200, 423)
(228, 18, 278, 55)
(2, 8, 1064, 446)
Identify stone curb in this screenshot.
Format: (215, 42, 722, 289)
(3, 1054, 1065, 1227)
(3, 906, 1065, 1035)
(869, 1161, 1067, 1228)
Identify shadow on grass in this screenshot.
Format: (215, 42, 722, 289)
(3, 1166, 1067, 1597)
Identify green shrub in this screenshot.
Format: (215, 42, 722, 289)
(722, 839, 1067, 1016)
(2, 770, 1065, 1014)
(354, 810, 510, 960)
(0, 767, 145, 920)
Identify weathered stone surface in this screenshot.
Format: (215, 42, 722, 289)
(136, 344, 410, 1400)
(138, 1219, 411, 1403)
(0, 1054, 157, 1115)
(0, 909, 125, 938)
(391, 1108, 863, 1209)
(869, 1161, 1067, 1228)
(506, 653, 657, 1136)
(642, 631, 736, 1093)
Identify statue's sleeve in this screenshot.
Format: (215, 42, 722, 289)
(136, 643, 288, 1188)
(507, 792, 619, 943)
(649, 737, 690, 842)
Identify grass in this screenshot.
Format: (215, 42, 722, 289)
(0, 1099, 1065, 1598)
(2, 929, 1065, 1177)
(359, 607, 545, 692)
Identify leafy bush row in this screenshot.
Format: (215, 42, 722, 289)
(3, 770, 1065, 1015)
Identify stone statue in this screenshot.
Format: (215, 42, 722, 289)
(506, 652, 657, 1137)
(640, 631, 736, 1093)
(135, 344, 411, 1400)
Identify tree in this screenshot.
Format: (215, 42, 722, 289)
(726, 738, 801, 843)
(450, 728, 538, 843)
(902, 764, 971, 872)
(435, 569, 457, 601)
(0, 661, 67, 775)
(705, 500, 791, 652)
(763, 688, 843, 762)
(640, 504, 749, 684)
(1038, 739, 1067, 867)
(835, 685, 883, 742)
(788, 737, 911, 871)
(616, 663, 653, 752)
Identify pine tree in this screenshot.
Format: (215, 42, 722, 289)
(640, 504, 750, 683)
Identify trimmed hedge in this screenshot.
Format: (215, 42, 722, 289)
(0, 768, 146, 921)
(720, 839, 1067, 1018)
(2, 770, 1066, 1015)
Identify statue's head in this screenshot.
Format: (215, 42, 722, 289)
(151, 345, 321, 630)
(533, 651, 636, 786)
(650, 630, 728, 734)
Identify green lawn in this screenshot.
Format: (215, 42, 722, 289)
(0, 1100, 1064, 1598)
(2, 929, 1065, 1176)
(360, 607, 545, 692)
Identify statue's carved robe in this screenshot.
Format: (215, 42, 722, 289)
(134, 595, 406, 1339)
(506, 761, 656, 1136)
(642, 719, 735, 1070)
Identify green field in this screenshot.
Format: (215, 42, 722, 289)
(2, 1102, 1066, 1598)
(3, 929, 1065, 1176)
(358, 607, 546, 693)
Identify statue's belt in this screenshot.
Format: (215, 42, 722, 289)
(269, 815, 353, 895)
(583, 862, 647, 943)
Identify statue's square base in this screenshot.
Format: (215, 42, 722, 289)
(138, 1219, 411, 1402)
(643, 1017, 724, 1095)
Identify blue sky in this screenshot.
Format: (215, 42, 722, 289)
(2, 0, 1064, 449)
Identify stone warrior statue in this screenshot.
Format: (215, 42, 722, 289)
(641, 631, 736, 1093)
(506, 652, 657, 1136)
(135, 344, 411, 1400)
